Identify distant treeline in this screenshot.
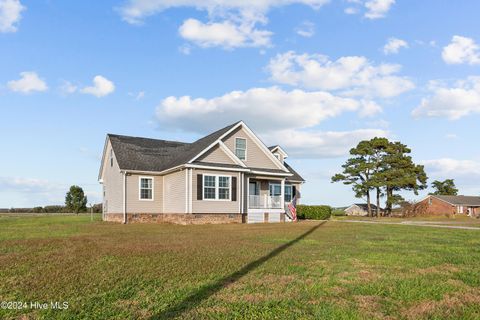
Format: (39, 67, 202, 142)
(0, 204, 103, 214)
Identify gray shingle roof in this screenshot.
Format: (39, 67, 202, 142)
(107, 121, 304, 182)
(109, 121, 240, 172)
(433, 195, 480, 206)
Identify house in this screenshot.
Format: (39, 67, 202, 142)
(416, 195, 480, 217)
(344, 203, 382, 216)
(98, 121, 305, 224)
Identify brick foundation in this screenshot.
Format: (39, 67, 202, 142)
(103, 213, 244, 225)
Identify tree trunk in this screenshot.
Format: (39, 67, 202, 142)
(376, 187, 381, 217)
(366, 190, 372, 217)
(386, 187, 393, 216)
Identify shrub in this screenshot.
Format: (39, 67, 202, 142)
(331, 209, 346, 217)
(297, 205, 332, 220)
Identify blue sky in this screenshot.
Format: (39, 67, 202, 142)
(1, 0, 480, 208)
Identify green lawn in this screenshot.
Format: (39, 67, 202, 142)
(1, 215, 480, 319)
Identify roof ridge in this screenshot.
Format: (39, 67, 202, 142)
(108, 133, 190, 145)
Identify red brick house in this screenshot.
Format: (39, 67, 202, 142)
(417, 195, 480, 216)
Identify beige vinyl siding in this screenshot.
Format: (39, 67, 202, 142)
(223, 127, 279, 170)
(163, 170, 187, 214)
(102, 140, 123, 214)
(126, 175, 163, 213)
(192, 169, 241, 214)
(197, 145, 236, 165)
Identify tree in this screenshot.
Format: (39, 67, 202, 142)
(333, 138, 428, 217)
(431, 179, 458, 196)
(65, 185, 88, 214)
(332, 140, 377, 217)
(381, 142, 428, 215)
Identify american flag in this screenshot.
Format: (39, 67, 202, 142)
(288, 196, 297, 221)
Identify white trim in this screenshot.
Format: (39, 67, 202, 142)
(239, 173, 243, 214)
(250, 170, 293, 177)
(162, 176, 165, 213)
(202, 174, 232, 201)
(185, 169, 188, 213)
(122, 165, 185, 176)
(218, 141, 247, 167)
(188, 122, 243, 163)
(269, 145, 288, 158)
(187, 121, 289, 172)
(98, 135, 110, 181)
(239, 122, 289, 172)
(188, 169, 193, 213)
(138, 176, 154, 201)
(418, 195, 456, 206)
(123, 171, 127, 224)
(235, 137, 247, 161)
(186, 164, 250, 172)
(246, 177, 250, 210)
(280, 179, 285, 210)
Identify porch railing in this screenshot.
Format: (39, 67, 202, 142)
(249, 195, 282, 209)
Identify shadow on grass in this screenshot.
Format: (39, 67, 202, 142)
(151, 221, 327, 319)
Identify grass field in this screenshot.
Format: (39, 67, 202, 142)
(1, 215, 480, 319)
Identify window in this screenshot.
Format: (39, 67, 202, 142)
(110, 149, 113, 167)
(269, 183, 281, 197)
(284, 185, 293, 202)
(235, 138, 247, 160)
(457, 206, 464, 214)
(274, 153, 280, 160)
(203, 175, 231, 200)
(139, 177, 153, 200)
(204, 175, 216, 200)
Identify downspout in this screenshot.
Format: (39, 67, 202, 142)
(123, 171, 127, 224)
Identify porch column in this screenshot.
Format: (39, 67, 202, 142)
(246, 177, 250, 212)
(280, 178, 285, 210)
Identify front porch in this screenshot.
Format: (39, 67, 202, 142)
(246, 177, 295, 223)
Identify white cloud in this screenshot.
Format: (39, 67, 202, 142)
(364, 0, 395, 19)
(0, 177, 53, 193)
(422, 159, 480, 177)
(266, 51, 414, 98)
(128, 90, 145, 100)
(118, 0, 329, 25)
(118, 0, 328, 49)
(178, 18, 271, 49)
(155, 86, 389, 158)
(262, 128, 388, 158)
(7, 71, 48, 94)
(442, 35, 480, 65)
(0, 0, 25, 33)
(80, 75, 115, 98)
(383, 37, 408, 55)
(412, 77, 480, 120)
(295, 20, 315, 38)
(343, 0, 394, 19)
(60, 80, 78, 94)
(157, 86, 362, 132)
(445, 133, 457, 139)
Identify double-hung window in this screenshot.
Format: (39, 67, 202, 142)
(284, 185, 293, 202)
(139, 177, 153, 200)
(269, 183, 282, 197)
(203, 175, 231, 200)
(203, 175, 216, 200)
(235, 138, 247, 160)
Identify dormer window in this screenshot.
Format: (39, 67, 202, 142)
(235, 138, 246, 160)
(274, 153, 280, 160)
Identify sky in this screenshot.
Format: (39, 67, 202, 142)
(1, 0, 480, 208)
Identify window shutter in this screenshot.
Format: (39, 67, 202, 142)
(197, 174, 203, 200)
(292, 186, 297, 198)
(231, 177, 237, 201)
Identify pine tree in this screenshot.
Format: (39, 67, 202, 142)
(431, 179, 458, 195)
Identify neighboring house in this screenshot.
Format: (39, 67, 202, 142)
(98, 121, 305, 224)
(344, 203, 382, 216)
(417, 195, 480, 217)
